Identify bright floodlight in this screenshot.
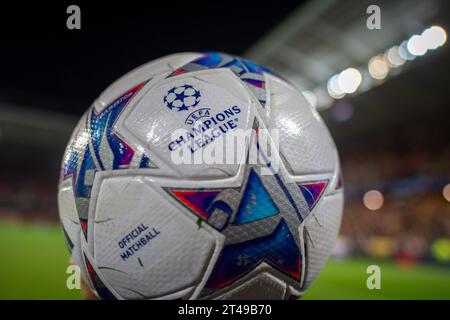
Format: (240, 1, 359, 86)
(327, 74, 345, 99)
(368, 55, 389, 80)
(407, 34, 428, 56)
(363, 190, 384, 211)
(422, 25, 447, 50)
(398, 40, 416, 61)
(386, 46, 406, 67)
(443, 184, 450, 202)
(337, 68, 362, 94)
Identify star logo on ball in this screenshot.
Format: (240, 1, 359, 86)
(164, 84, 201, 111)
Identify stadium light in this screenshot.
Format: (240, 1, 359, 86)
(319, 25, 446, 108)
(386, 46, 406, 67)
(407, 34, 428, 56)
(406, 25, 447, 57)
(363, 190, 384, 211)
(368, 55, 390, 80)
(398, 40, 416, 61)
(443, 184, 450, 202)
(337, 68, 362, 94)
(421, 26, 447, 50)
(327, 74, 345, 99)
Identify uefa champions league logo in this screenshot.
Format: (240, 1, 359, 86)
(164, 84, 201, 111)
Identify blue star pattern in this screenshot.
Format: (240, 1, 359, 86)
(167, 52, 288, 108)
(163, 84, 201, 111)
(206, 219, 300, 289)
(166, 120, 328, 296)
(168, 166, 306, 292)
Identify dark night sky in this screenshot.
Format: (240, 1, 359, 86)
(0, 1, 302, 114)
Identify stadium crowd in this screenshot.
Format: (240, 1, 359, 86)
(338, 127, 450, 264)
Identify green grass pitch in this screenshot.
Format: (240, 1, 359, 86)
(0, 221, 449, 300)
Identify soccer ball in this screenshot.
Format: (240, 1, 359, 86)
(58, 52, 343, 300)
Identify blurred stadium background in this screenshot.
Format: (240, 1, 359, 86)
(0, 0, 449, 299)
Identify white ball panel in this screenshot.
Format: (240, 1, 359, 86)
(72, 236, 92, 292)
(268, 77, 337, 175)
(303, 192, 344, 289)
(93, 175, 217, 299)
(58, 179, 81, 251)
(215, 272, 287, 300)
(121, 69, 253, 178)
(57, 180, 95, 294)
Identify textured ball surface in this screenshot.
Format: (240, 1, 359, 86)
(58, 52, 344, 300)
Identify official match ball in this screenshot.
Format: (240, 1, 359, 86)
(58, 52, 344, 300)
